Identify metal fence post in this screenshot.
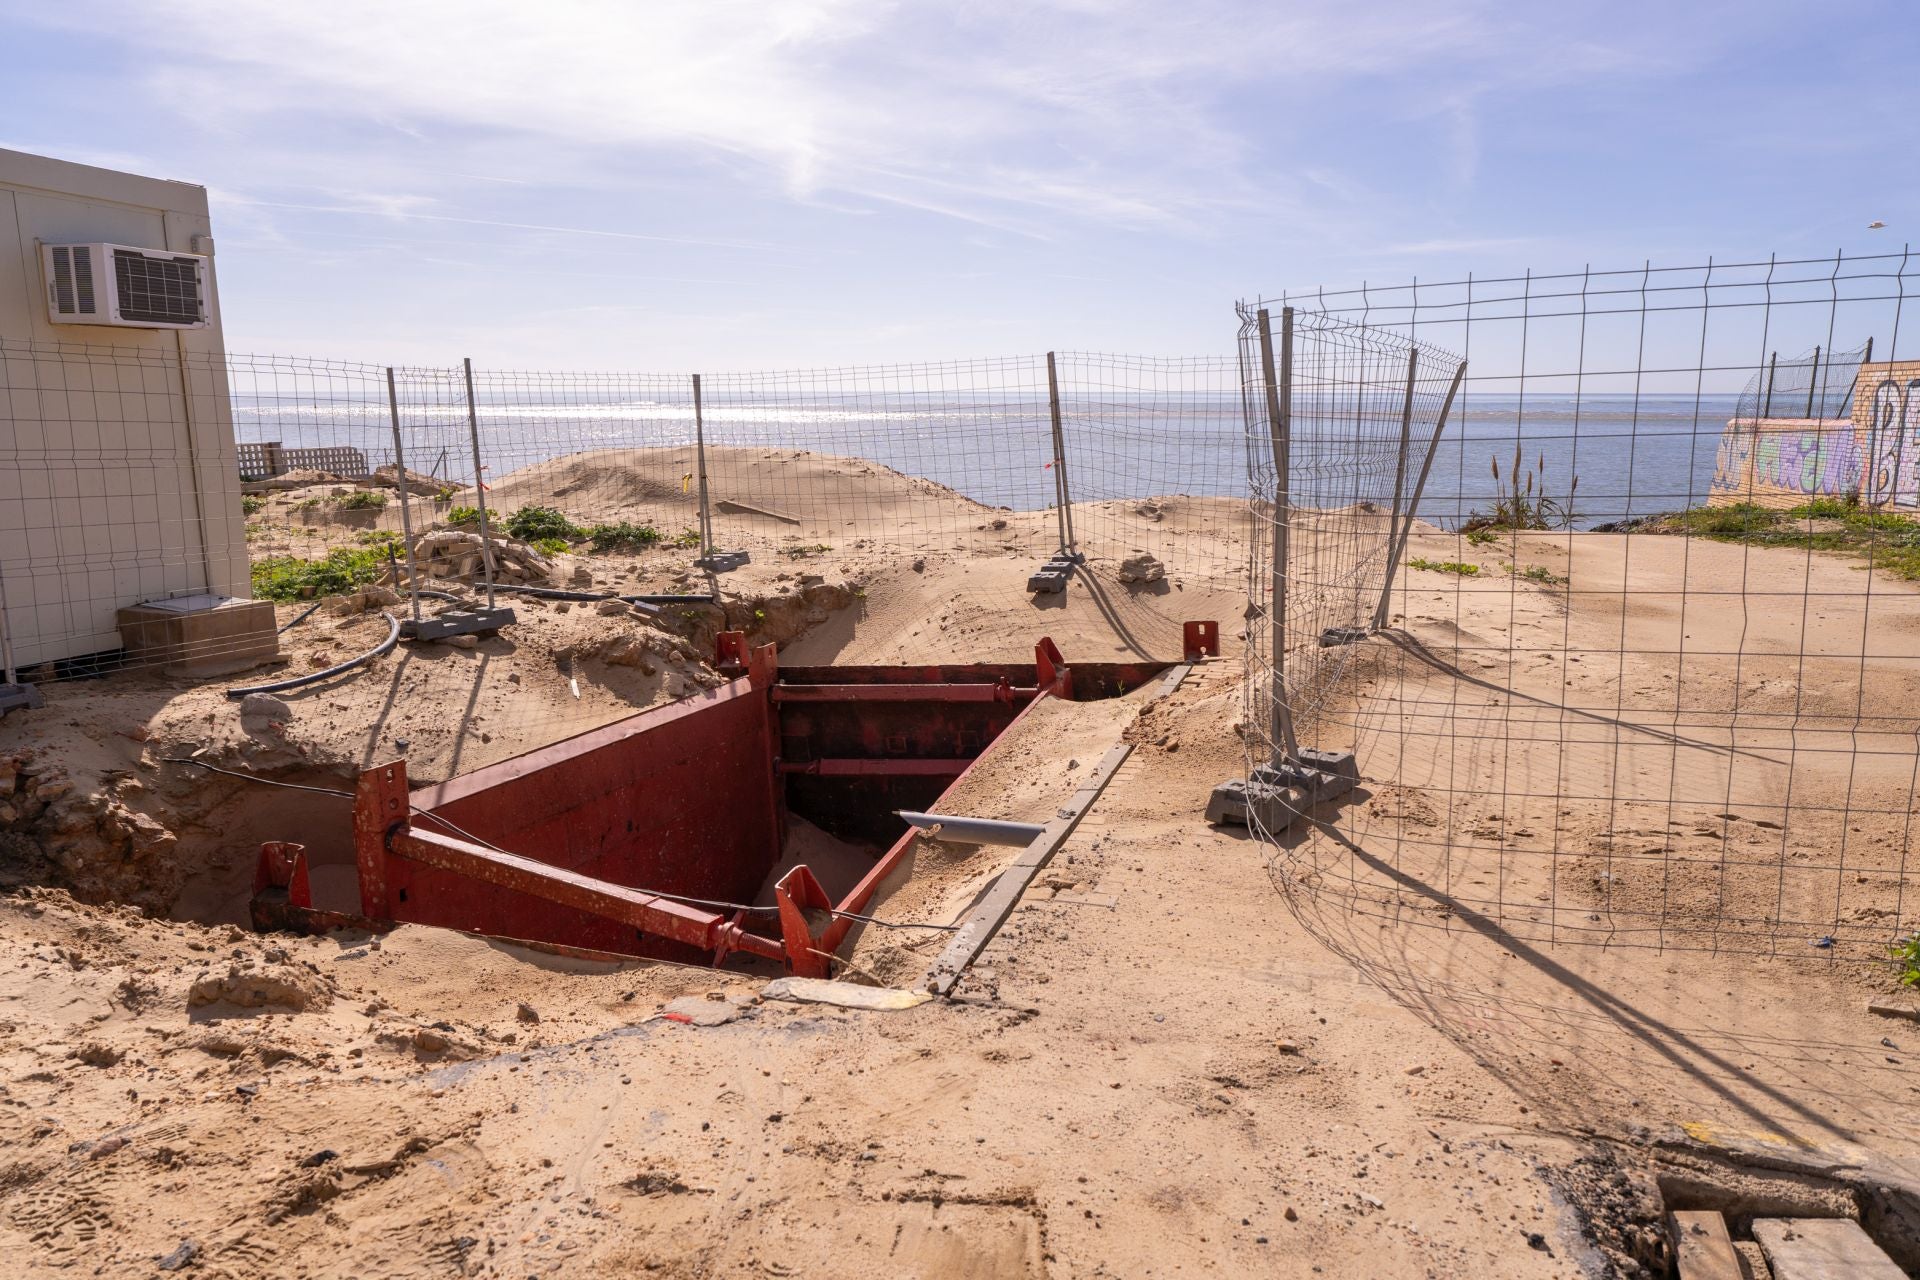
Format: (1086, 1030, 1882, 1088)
(384, 368, 423, 623)
(1373, 347, 1420, 630)
(460, 358, 498, 609)
(1045, 352, 1079, 558)
(1381, 358, 1469, 595)
(1763, 351, 1777, 417)
(692, 372, 717, 591)
(1256, 308, 1301, 764)
(1805, 345, 1822, 418)
(0, 562, 16, 687)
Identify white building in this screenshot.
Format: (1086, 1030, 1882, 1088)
(0, 148, 254, 673)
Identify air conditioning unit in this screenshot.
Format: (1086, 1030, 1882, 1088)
(41, 242, 210, 330)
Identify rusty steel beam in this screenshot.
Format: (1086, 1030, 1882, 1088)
(388, 826, 788, 963)
(778, 758, 973, 778)
(770, 681, 1035, 704)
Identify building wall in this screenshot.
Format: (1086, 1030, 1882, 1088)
(1709, 361, 1920, 512)
(0, 148, 247, 670)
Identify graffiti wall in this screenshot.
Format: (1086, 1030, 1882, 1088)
(1709, 361, 1920, 511)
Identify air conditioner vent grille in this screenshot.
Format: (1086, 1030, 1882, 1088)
(48, 245, 98, 315)
(112, 248, 202, 326)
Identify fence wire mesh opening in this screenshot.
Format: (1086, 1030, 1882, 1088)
(1242, 250, 1920, 963)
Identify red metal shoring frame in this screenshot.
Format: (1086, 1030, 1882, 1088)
(810, 636, 1075, 956)
(255, 626, 1220, 976)
(1183, 620, 1220, 661)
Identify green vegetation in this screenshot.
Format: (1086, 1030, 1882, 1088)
(1408, 557, 1480, 576)
(1518, 564, 1566, 586)
(1464, 526, 1500, 547)
(435, 485, 460, 502)
(781, 543, 833, 558)
(241, 493, 266, 516)
(1657, 499, 1920, 581)
(1463, 446, 1576, 532)
(504, 505, 585, 543)
(251, 547, 388, 601)
(446, 505, 481, 526)
(294, 496, 322, 511)
(586, 520, 661, 551)
(355, 529, 403, 549)
(533, 536, 571, 556)
(671, 528, 702, 549)
(337, 490, 388, 511)
(1894, 934, 1920, 987)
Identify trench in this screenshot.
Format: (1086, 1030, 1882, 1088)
(231, 650, 1167, 972)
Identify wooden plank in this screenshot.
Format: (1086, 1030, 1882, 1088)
(714, 498, 800, 524)
(1866, 998, 1920, 1022)
(1752, 1218, 1904, 1280)
(1671, 1210, 1744, 1280)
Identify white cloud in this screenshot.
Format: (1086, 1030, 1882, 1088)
(8, 0, 1719, 233)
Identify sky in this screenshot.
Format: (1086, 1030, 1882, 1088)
(2, 1, 1914, 369)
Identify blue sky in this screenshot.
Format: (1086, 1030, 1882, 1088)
(3, 1, 1913, 368)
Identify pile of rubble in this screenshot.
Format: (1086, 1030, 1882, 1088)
(0, 749, 180, 911)
(401, 530, 554, 586)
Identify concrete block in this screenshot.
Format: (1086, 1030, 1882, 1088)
(116, 595, 280, 677)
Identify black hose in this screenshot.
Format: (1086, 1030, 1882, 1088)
(226, 612, 401, 699)
(276, 601, 325, 635)
(485, 583, 663, 614)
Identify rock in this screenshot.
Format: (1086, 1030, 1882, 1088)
(1118, 552, 1166, 584)
(516, 1002, 540, 1024)
(571, 567, 595, 588)
(188, 962, 333, 1012)
(87, 1135, 129, 1159)
(72, 1043, 124, 1067)
(1276, 1040, 1302, 1055)
(911, 558, 926, 572)
(239, 692, 293, 723)
(156, 1241, 200, 1272)
(595, 599, 631, 617)
(445, 634, 478, 650)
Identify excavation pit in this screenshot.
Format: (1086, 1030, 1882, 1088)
(249, 633, 1171, 976)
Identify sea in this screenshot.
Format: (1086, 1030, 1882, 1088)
(230, 389, 1749, 532)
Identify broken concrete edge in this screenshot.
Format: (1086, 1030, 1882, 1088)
(760, 976, 932, 1011)
(1646, 1122, 1920, 1272)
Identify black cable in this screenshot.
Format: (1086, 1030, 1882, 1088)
(157, 757, 959, 931)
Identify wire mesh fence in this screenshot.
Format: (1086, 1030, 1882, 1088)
(1241, 249, 1920, 963)
(2, 339, 1260, 709)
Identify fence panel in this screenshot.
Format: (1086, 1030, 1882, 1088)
(1241, 250, 1920, 961)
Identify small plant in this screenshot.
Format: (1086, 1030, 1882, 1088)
(534, 536, 571, 556)
(337, 490, 388, 511)
(355, 529, 403, 548)
(1465, 526, 1500, 547)
(251, 547, 388, 601)
(505, 505, 585, 543)
(586, 520, 661, 552)
(1518, 564, 1566, 586)
(1463, 446, 1576, 533)
(447, 505, 480, 526)
(294, 496, 322, 510)
(241, 493, 266, 516)
(1893, 934, 1920, 987)
(435, 485, 460, 502)
(1408, 557, 1480, 576)
(671, 528, 702, 549)
(781, 543, 832, 558)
